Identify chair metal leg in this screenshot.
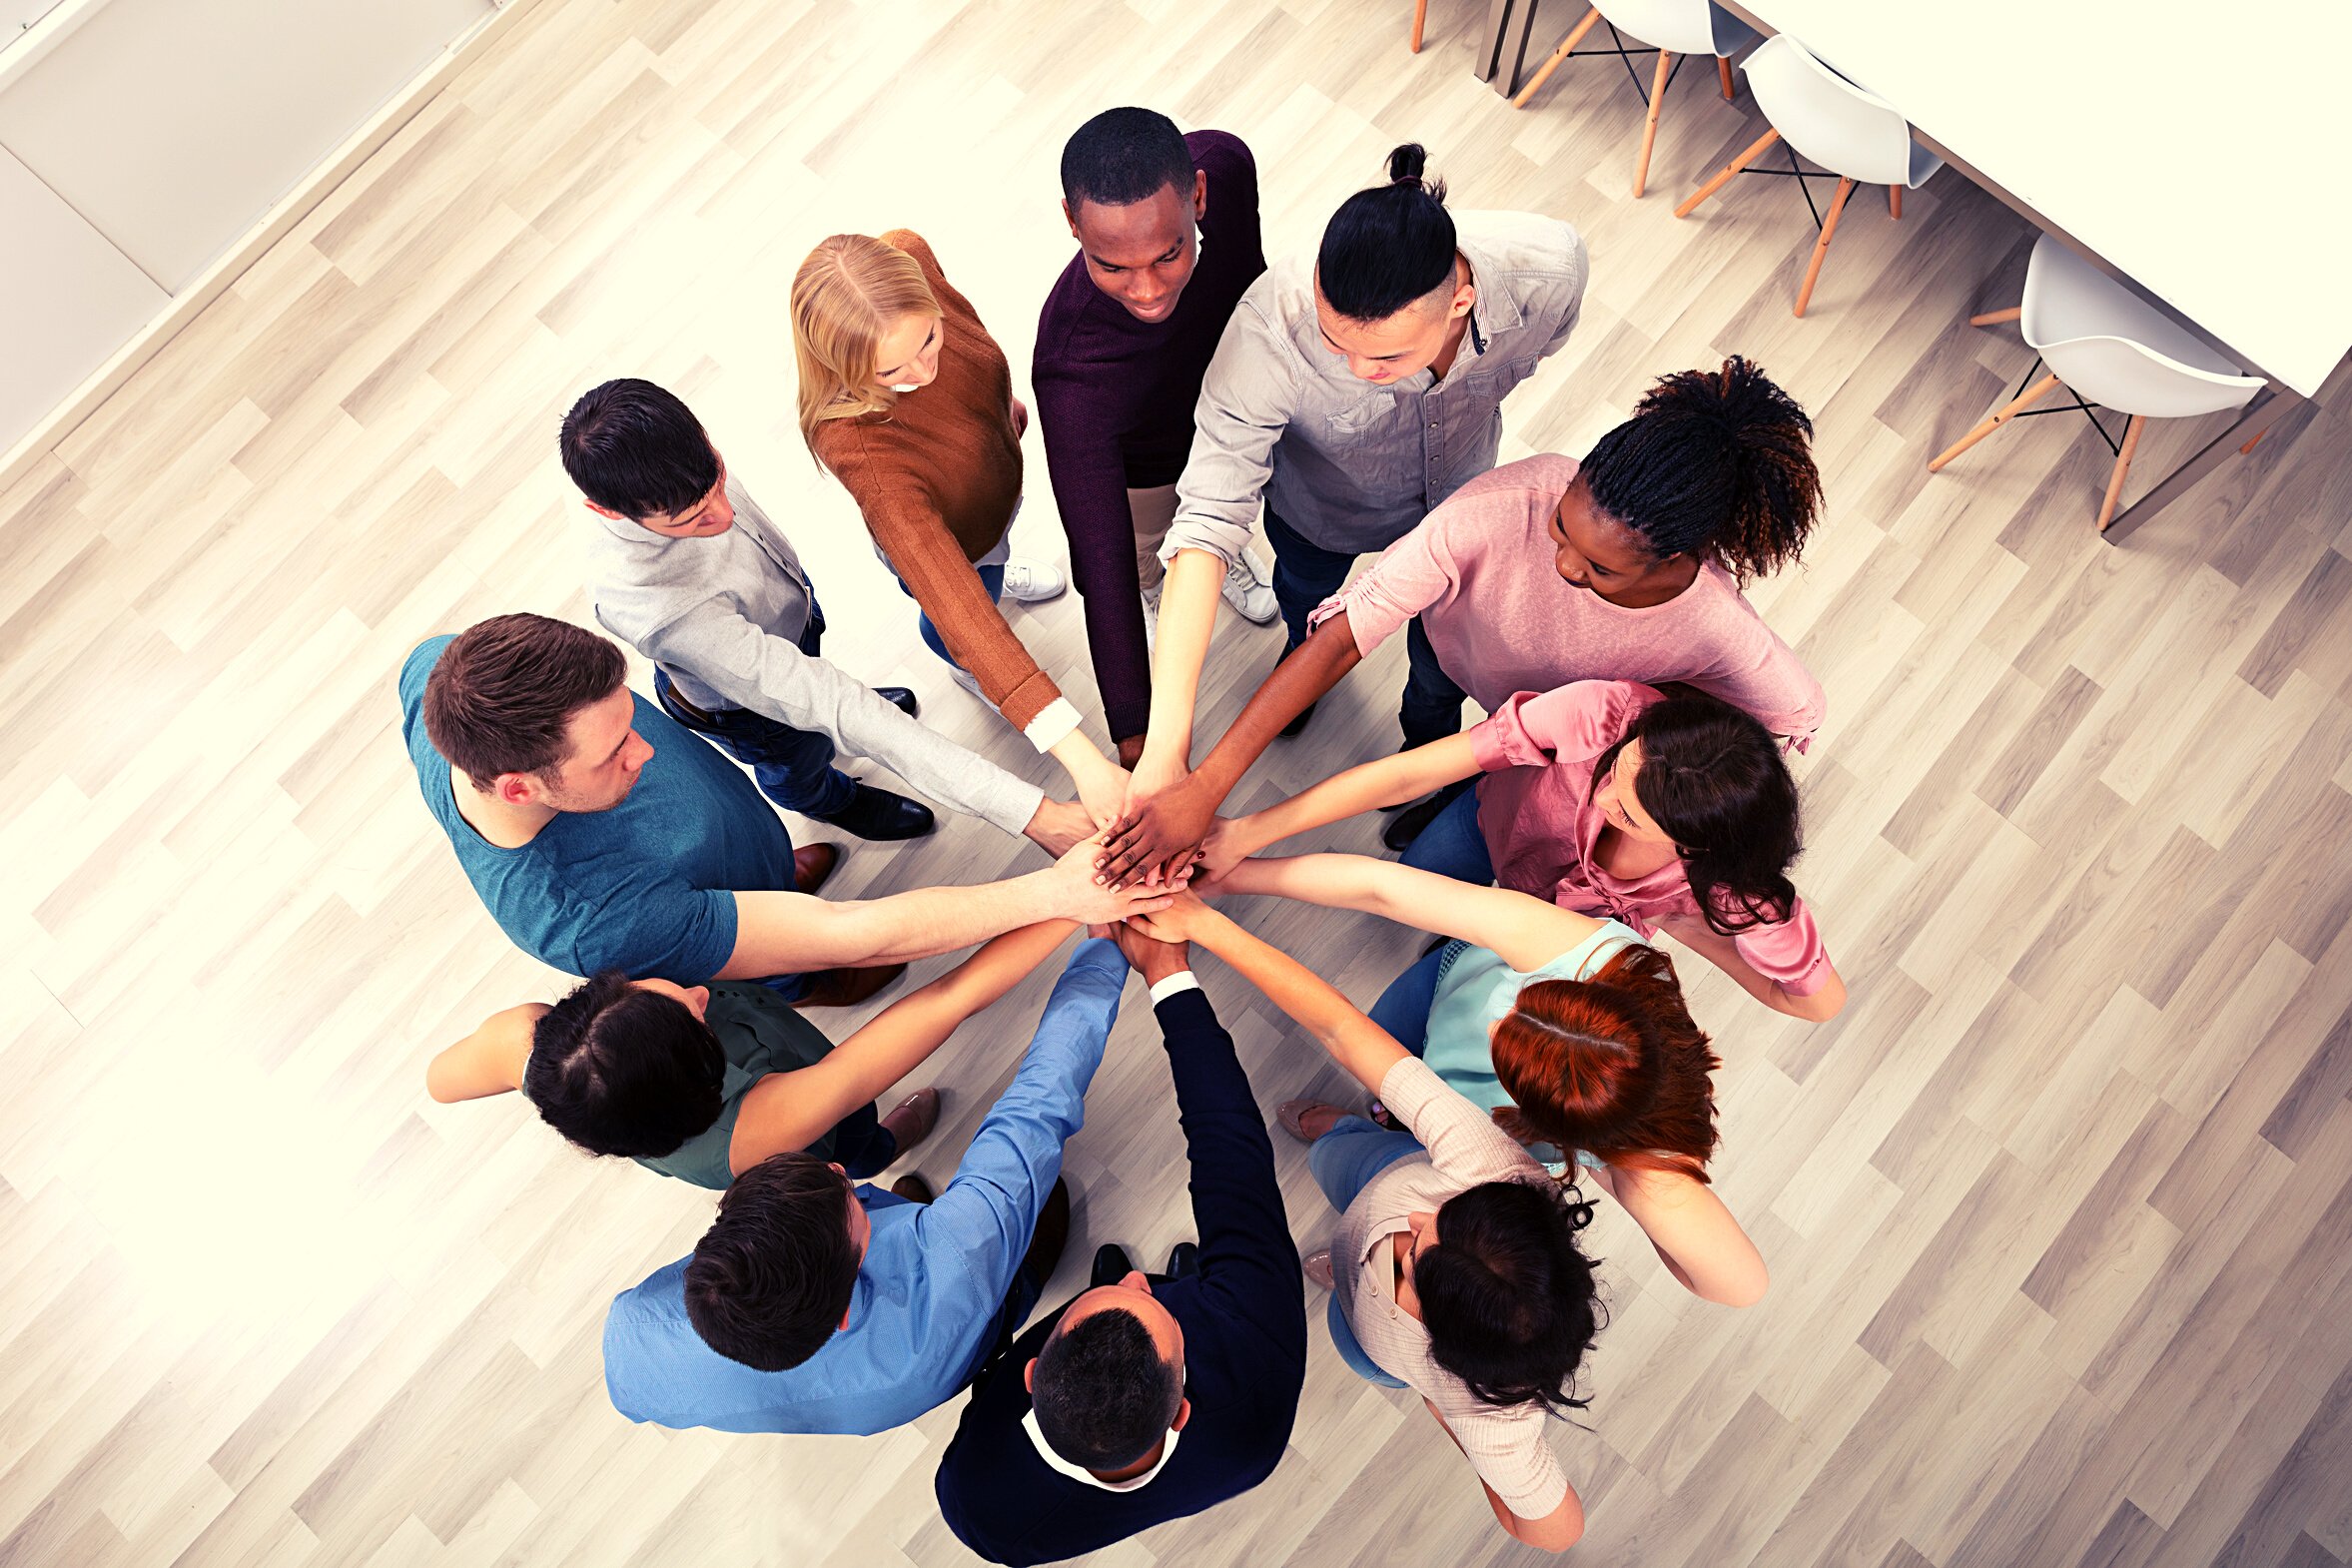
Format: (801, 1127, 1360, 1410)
(1969, 306, 2023, 327)
(1718, 55, 1736, 99)
(1675, 126, 1782, 216)
(1635, 51, 1673, 196)
(1411, 0, 1428, 51)
(1890, 185, 1903, 219)
(1512, 8, 1604, 107)
(2096, 414, 2146, 531)
(1794, 176, 1856, 318)
(1929, 372, 2064, 471)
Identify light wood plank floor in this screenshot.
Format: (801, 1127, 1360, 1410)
(4, 1, 2351, 1563)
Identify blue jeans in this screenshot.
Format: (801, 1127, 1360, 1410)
(1369, 942, 1454, 1061)
(896, 563, 1006, 674)
(1261, 505, 1468, 747)
(652, 606, 858, 821)
(1400, 788, 1496, 887)
(1308, 1116, 1421, 1389)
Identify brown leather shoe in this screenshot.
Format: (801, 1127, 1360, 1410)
(793, 842, 841, 895)
(880, 1088, 941, 1155)
(1021, 1178, 1072, 1284)
(789, 962, 906, 1009)
(889, 1173, 935, 1203)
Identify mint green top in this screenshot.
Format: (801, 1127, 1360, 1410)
(634, 982, 839, 1189)
(1423, 920, 1645, 1169)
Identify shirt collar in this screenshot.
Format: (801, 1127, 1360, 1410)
(1023, 1408, 1182, 1491)
(1455, 231, 1526, 346)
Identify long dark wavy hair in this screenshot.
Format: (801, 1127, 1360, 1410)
(1593, 691, 1801, 934)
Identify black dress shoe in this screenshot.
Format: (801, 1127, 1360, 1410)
(814, 783, 937, 841)
(1091, 1243, 1136, 1289)
(875, 686, 920, 718)
(1381, 778, 1473, 854)
(1164, 1241, 1199, 1279)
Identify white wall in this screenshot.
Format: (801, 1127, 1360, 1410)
(0, 0, 492, 453)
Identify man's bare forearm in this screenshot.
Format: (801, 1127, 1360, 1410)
(1189, 615, 1363, 807)
(727, 873, 1066, 976)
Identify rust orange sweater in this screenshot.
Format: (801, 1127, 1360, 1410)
(811, 231, 1063, 733)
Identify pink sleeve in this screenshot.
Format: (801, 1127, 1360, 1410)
(1730, 895, 1833, 996)
(1305, 515, 1457, 656)
(1684, 578, 1827, 750)
(1468, 680, 1662, 774)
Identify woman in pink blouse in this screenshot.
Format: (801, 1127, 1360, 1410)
(1099, 357, 1828, 887)
(1202, 679, 1847, 1022)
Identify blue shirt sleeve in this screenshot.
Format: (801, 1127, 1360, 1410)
(915, 940, 1128, 1302)
(565, 880, 740, 985)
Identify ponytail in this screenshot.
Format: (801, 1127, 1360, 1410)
(1316, 142, 1458, 322)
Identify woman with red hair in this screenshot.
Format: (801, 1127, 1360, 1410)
(1207, 851, 1746, 1200)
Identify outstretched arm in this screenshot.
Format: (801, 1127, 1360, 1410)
(1655, 915, 1848, 1023)
(1202, 730, 1481, 876)
(425, 1004, 542, 1103)
(1211, 854, 1603, 975)
(1127, 895, 1406, 1100)
(718, 835, 1175, 980)
(1581, 1161, 1769, 1308)
(1098, 611, 1362, 887)
(1422, 1401, 1586, 1554)
(728, 921, 1080, 1174)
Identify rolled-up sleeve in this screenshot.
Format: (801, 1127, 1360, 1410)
(1468, 681, 1661, 774)
(1303, 510, 1461, 656)
(1162, 302, 1295, 568)
(1732, 897, 1834, 997)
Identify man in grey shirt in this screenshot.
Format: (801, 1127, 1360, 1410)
(1127, 145, 1587, 801)
(565, 379, 1095, 856)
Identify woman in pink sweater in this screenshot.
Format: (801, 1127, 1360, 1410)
(1099, 358, 1828, 886)
(1201, 679, 1846, 1022)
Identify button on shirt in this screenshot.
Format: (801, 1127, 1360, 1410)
(1162, 208, 1589, 565)
(601, 941, 1127, 1436)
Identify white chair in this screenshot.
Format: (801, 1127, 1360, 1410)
(1673, 33, 1942, 317)
(1512, 0, 1758, 198)
(1929, 234, 2267, 531)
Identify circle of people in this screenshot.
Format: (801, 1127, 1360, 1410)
(409, 110, 1849, 1561)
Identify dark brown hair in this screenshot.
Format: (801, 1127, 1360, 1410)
(422, 613, 627, 789)
(1489, 947, 1721, 1182)
(1595, 691, 1802, 934)
(684, 1153, 860, 1371)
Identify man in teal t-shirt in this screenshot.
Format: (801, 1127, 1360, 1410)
(398, 614, 1165, 999)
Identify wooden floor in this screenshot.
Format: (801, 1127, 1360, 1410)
(4, 1, 2351, 1563)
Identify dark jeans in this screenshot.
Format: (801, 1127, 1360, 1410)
(829, 1101, 899, 1180)
(652, 603, 858, 821)
(1260, 504, 1469, 748)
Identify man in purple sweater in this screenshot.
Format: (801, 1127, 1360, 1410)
(1035, 108, 1278, 768)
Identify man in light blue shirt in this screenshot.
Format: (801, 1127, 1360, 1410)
(600, 937, 1124, 1435)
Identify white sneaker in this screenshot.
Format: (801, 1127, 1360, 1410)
(1221, 547, 1279, 625)
(945, 662, 985, 699)
(1000, 558, 1067, 604)
(1142, 584, 1162, 653)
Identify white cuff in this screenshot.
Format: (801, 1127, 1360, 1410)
(1149, 971, 1201, 1005)
(1022, 697, 1084, 753)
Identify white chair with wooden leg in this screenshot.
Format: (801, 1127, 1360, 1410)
(1930, 234, 2265, 532)
(1512, 0, 1757, 198)
(1673, 33, 1941, 316)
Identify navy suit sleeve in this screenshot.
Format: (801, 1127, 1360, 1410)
(1154, 988, 1306, 1364)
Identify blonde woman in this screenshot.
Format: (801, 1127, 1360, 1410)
(793, 230, 1128, 826)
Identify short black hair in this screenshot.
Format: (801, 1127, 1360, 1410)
(684, 1153, 860, 1371)
(523, 971, 725, 1160)
(558, 378, 720, 520)
(1316, 143, 1457, 322)
(1031, 1306, 1183, 1469)
(1061, 107, 1195, 213)
(1582, 357, 1822, 582)
(1415, 1179, 1603, 1414)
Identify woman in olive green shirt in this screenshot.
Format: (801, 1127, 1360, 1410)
(427, 920, 1080, 1188)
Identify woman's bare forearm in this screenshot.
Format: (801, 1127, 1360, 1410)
(1234, 734, 1480, 857)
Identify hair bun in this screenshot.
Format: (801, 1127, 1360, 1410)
(1386, 142, 1429, 185)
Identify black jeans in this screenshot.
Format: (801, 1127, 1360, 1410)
(652, 600, 859, 820)
(1260, 504, 1468, 748)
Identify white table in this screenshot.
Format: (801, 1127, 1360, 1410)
(1479, 0, 2352, 539)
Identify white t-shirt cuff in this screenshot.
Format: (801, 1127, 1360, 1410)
(1022, 697, 1084, 753)
(1149, 971, 1201, 1005)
